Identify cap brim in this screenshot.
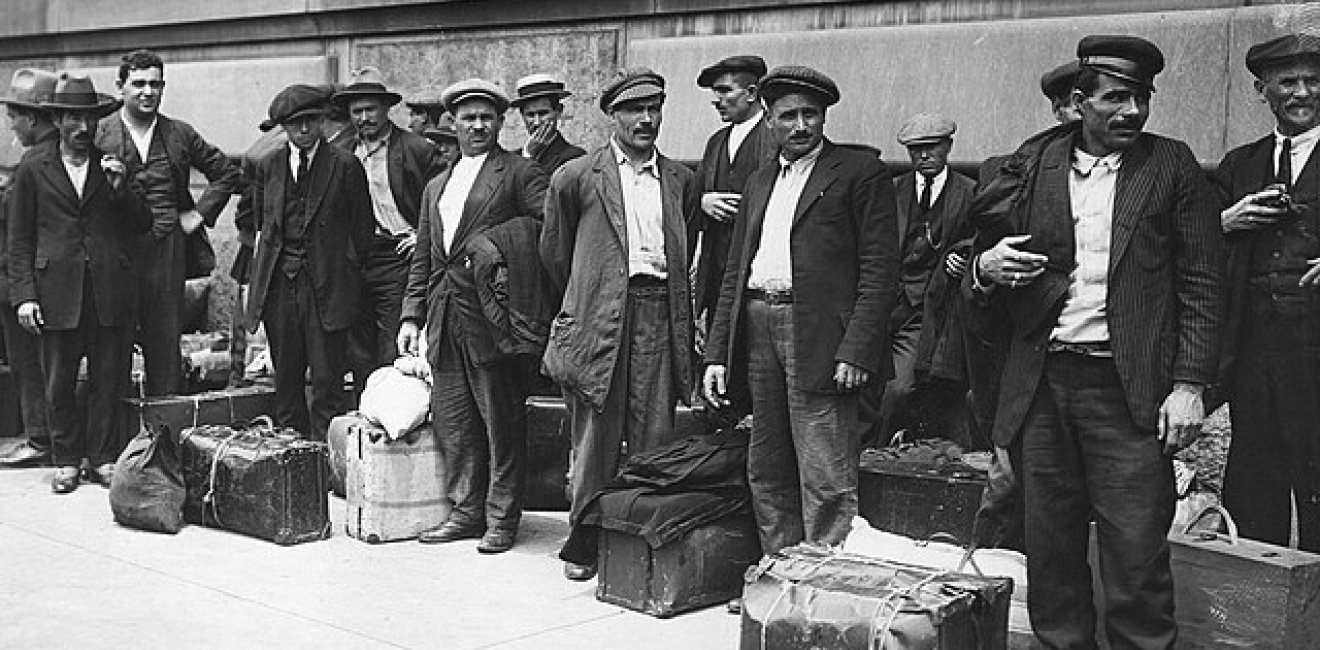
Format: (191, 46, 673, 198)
(446, 92, 510, 113)
(607, 84, 665, 110)
(761, 79, 838, 106)
(510, 89, 572, 107)
(0, 98, 46, 111)
(41, 96, 120, 118)
(332, 89, 403, 106)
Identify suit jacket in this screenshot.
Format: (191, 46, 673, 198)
(401, 146, 548, 367)
(341, 125, 446, 229)
(529, 132, 587, 176)
(7, 140, 152, 329)
(540, 145, 700, 410)
(245, 140, 374, 332)
(967, 132, 1223, 446)
(705, 140, 900, 394)
(0, 128, 59, 305)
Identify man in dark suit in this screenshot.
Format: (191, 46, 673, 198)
(693, 55, 778, 334)
(8, 73, 151, 493)
(0, 68, 58, 468)
(245, 84, 373, 443)
(331, 67, 445, 390)
(511, 74, 586, 175)
(96, 49, 239, 397)
(967, 36, 1222, 647)
(1216, 34, 1320, 552)
(398, 79, 547, 555)
(540, 68, 700, 580)
(703, 65, 898, 554)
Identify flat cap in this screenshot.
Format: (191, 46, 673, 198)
(1077, 35, 1164, 91)
(440, 78, 510, 113)
(1040, 60, 1080, 100)
(599, 68, 665, 112)
(759, 65, 840, 107)
(404, 92, 446, 111)
(511, 73, 572, 108)
(697, 55, 768, 88)
(896, 113, 956, 146)
(0, 68, 59, 110)
(263, 84, 329, 131)
(1246, 33, 1320, 78)
(332, 66, 402, 106)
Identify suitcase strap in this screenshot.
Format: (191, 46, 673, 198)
(203, 429, 246, 528)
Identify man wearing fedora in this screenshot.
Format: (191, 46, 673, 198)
(967, 36, 1221, 646)
(245, 84, 373, 443)
(8, 73, 151, 493)
(511, 73, 586, 175)
(0, 68, 58, 468)
(541, 68, 700, 580)
(332, 67, 445, 393)
(398, 78, 547, 555)
(96, 49, 240, 397)
(1216, 34, 1320, 553)
(703, 65, 897, 554)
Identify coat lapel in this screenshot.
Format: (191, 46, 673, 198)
(451, 150, 505, 251)
(740, 165, 775, 264)
(81, 156, 106, 208)
(38, 155, 81, 211)
(895, 173, 914, 245)
(1108, 139, 1153, 274)
(266, 148, 289, 231)
(660, 157, 685, 255)
(593, 149, 628, 246)
(793, 143, 840, 228)
(301, 142, 334, 223)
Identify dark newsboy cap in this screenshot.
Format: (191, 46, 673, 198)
(1246, 33, 1320, 78)
(697, 55, 768, 88)
(1077, 35, 1165, 92)
(599, 68, 665, 112)
(264, 84, 328, 131)
(1040, 60, 1080, 100)
(759, 65, 840, 107)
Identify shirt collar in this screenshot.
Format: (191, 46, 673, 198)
(1276, 121, 1320, 148)
(918, 166, 948, 189)
(1072, 148, 1122, 176)
(289, 139, 320, 162)
(120, 108, 157, 132)
(731, 109, 763, 133)
(778, 140, 825, 171)
(610, 137, 659, 174)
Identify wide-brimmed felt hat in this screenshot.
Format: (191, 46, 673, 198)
(263, 83, 329, 131)
(40, 73, 119, 117)
(1077, 35, 1164, 92)
(332, 67, 402, 107)
(759, 65, 839, 107)
(1246, 33, 1320, 78)
(599, 68, 665, 112)
(697, 55, 767, 88)
(510, 73, 572, 108)
(1040, 60, 1081, 100)
(1, 68, 59, 111)
(440, 78, 510, 113)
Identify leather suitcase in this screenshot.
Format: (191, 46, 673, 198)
(180, 419, 330, 545)
(119, 385, 276, 443)
(343, 416, 450, 543)
(858, 446, 986, 542)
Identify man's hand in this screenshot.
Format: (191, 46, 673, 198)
(976, 234, 1049, 289)
(179, 209, 205, 235)
(703, 365, 730, 408)
(1158, 382, 1205, 455)
(1301, 257, 1320, 287)
(701, 192, 741, 223)
(397, 320, 421, 358)
(1221, 188, 1287, 233)
(834, 362, 869, 391)
(395, 232, 418, 258)
(16, 301, 42, 336)
(944, 251, 968, 279)
(100, 155, 126, 191)
(523, 121, 556, 158)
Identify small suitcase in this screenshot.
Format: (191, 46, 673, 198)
(180, 418, 330, 545)
(119, 385, 277, 447)
(858, 444, 987, 542)
(343, 417, 450, 543)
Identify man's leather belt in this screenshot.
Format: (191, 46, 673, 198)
(628, 274, 666, 288)
(1047, 340, 1113, 358)
(747, 288, 794, 305)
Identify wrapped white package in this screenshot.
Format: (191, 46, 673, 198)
(358, 366, 431, 441)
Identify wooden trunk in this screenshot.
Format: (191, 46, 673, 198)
(343, 417, 449, 543)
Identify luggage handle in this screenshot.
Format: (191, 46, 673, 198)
(1183, 504, 1239, 546)
(919, 532, 985, 577)
(245, 415, 279, 437)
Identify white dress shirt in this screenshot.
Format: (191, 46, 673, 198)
(287, 140, 320, 183)
(437, 152, 488, 254)
(62, 156, 89, 199)
(747, 141, 824, 291)
(355, 127, 412, 236)
(1275, 121, 1320, 184)
(727, 110, 763, 164)
(1052, 148, 1121, 344)
(914, 167, 948, 207)
(611, 138, 667, 278)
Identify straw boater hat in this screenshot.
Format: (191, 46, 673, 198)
(0, 68, 59, 110)
(40, 73, 119, 117)
(331, 66, 402, 106)
(509, 74, 572, 108)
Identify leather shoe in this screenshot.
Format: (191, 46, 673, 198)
(0, 441, 48, 468)
(85, 463, 115, 488)
(476, 528, 517, 554)
(563, 561, 597, 582)
(51, 466, 80, 494)
(418, 521, 485, 544)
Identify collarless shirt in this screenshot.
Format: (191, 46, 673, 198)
(1275, 121, 1320, 185)
(747, 141, 825, 291)
(612, 138, 668, 279)
(62, 156, 89, 199)
(287, 140, 320, 183)
(355, 126, 411, 237)
(727, 110, 763, 164)
(1052, 147, 1121, 345)
(914, 167, 948, 207)
(437, 151, 488, 254)
(121, 109, 158, 162)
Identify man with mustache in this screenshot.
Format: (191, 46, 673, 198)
(541, 68, 699, 580)
(703, 65, 898, 554)
(95, 49, 240, 397)
(511, 73, 585, 175)
(1215, 34, 1320, 552)
(966, 36, 1222, 646)
(398, 79, 547, 555)
(331, 68, 444, 394)
(8, 73, 151, 493)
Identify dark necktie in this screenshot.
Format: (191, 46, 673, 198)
(297, 151, 310, 190)
(918, 177, 932, 213)
(1277, 137, 1293, 190)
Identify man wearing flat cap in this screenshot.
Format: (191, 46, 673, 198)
(541, 67, 700, 580)
(398, 78, 547, 555)
(693, 55, 778, 352)
(966, 35, 1222, 646)
(1215, 33, 1320, 553)
(0, 68, 58, 469)
(245, 83, 373, 443)
(703, 65, 899, 554)
(405, 93, 445, 134)
(332, 67, 445, 398)
(511, 73, 586, 175)
(423, 112, 461, 168)
(9, 73, 151, 493)
(96, 49, 240, 397)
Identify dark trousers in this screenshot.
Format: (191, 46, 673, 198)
(1, 298, 50, 449)
(565, 285, 679, 558)
(134, 228, 185, 396)
(431, 325, 527, 532)
(42, 283, 134, 467)
(972, 438, 1025, 552)
(1223, 294, 1320, 551)
(745, 298, 859, 554)
(349, 236, 408, 401)
(1022, 352, 1175, 650)
(263, 270, 348, 442)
